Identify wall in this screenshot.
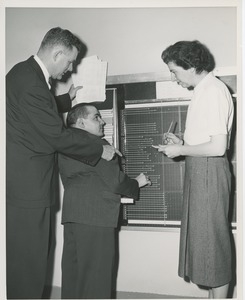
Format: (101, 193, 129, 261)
(116, 229, 237, 298)
(6, 6, 237, 76)
(5, 3, 239, 299)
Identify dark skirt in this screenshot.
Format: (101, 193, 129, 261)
(178, 155, 232, 287)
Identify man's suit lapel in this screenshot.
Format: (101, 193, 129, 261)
(27, 56, 58, 113)
(27, 56, 50, 90)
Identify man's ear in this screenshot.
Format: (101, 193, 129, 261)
(77, 117, 85, 129)
(52, 48, 63, 62)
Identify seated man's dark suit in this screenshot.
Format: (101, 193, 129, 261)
(59, 132, 139, 299)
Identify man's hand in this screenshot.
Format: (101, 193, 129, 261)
(68, 84, 83, 101)
(135, 173, 151, 188)
(102, 145, 123, 161)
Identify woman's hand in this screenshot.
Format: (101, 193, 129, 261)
(157, 144, 182, 158)
(152, 133, 183, 158)
(163, 133, 183, 145)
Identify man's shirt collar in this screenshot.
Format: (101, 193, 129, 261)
(34, 55, 51, 89)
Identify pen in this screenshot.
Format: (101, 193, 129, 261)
(162, 120, 174, 144)
(152, 121, 174, 149)
(167, 121, 173, 134)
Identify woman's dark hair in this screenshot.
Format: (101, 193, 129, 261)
(161, 40, 215, 73)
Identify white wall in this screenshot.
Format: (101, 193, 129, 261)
(6, 6, 237, 76)
(5, 4, 239, 298)
(116, 229, 237, 298)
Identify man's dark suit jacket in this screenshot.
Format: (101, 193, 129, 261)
(59, 133, 139, 228)
(6, 56, 103, 208)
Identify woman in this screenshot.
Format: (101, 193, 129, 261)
(158, 40, 234, 298)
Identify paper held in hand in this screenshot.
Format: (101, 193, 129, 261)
(72, 55, 108, 103)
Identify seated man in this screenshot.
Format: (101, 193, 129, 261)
(59, 103, 151, 299)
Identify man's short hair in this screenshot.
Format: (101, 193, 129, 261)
(39, 27, 83, 53)
(67, 103, 95, 128)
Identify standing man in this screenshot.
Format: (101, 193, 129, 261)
(6, 27, 118, 299)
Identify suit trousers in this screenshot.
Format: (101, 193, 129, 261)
(6, 204, 51, 299)
(61, 223, 116, 299)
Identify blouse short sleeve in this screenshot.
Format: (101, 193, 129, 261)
(184, 73, 234, 146)
(206, 85, 232, 136)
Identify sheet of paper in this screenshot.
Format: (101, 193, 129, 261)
(121, 197, 134, 204)
(72, 55, 108, 103)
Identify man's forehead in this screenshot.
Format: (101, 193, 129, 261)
(86, 106, 100, 115)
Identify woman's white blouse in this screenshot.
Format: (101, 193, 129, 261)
(184, 72, 234, 147)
